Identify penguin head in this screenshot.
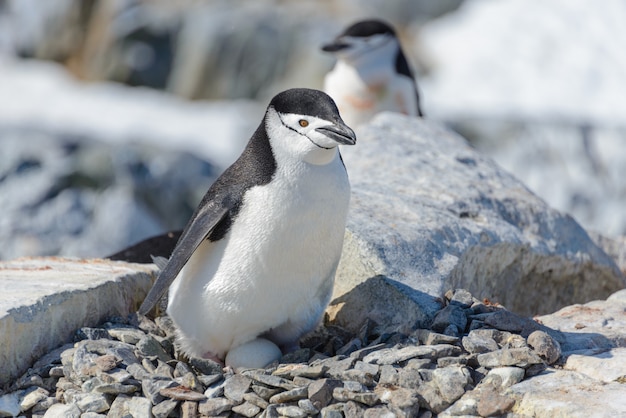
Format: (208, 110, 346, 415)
(321, 19, 399, 62)
(265, 88, 356, 165)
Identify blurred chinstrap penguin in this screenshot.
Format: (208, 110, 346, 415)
(138, 88, 356, 369)
(322, 19, 423, 127)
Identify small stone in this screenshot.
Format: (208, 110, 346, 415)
(232, 401, 261, 417)
(49, 366, 65, 378)
(292, 375, 315, 386)
(527, 330, 562, 364)
(269, 386, 308, 403)
(437, 356, 468, 367)
(319, 403, 345, 418)
(251, 384, 281, 400)
(105, 367, 133, 383)
(196, 373, 223, 388)
(476, 387, 515, 417)
(174, 360, 194, 378)
(374, 385, 420, 417)
(180, 400, 199, 418)
(137, 335, 173, 363)
(446, 289, 475, 308)
(363, 405, 397, 418)
(152, 361, 173, 380)
(343, 380, 368, 392)
(276, 405, 309, 418)
(93, 382, 139, 395)
(142, 377, 179, 405)
(223, 374, 252, 402)
(188, 356, 223, 375)
(155, 316, 177, 336)
(31, 396, 57, 413)
(75, 393, 110, 413)
(128, 396, 153, 417)
(41, 403, 82, 418)
(298, 398, 319, 415)
(79, 412, 106, 418)
(308, 378, 343, 410)
(126, 363, 151, 380)
(160, 385, 207, 401)
(333, 387, 380, 406)
(152, 398, 179, 418)
(105, 326, 145, 344)
(289, 364, 327, 379)
(482, 310, 540, 336)
(76, 327, 110, 341)
(354, 361, 380, 376)
(364, 344, 461, 365)
(198, 397, 235, 415)
(107, 394, 131, 417)
(340, 369, 376, 386)
(344, 400, 367, 418)
(432, 366, 473, 405)
(246, 372, 298, 390)
(378, 365, 399, 385)
(483, 367, 525, 389)
(20, 387, 49, 411)
(350, 343, 389, 360)
(431, 305, 468, 334)
(412, 329, 460, 345)
(175, 371, 204, 393)
(462, 331, 500, 354)
(243, 391, 269, 409)
(476, 347, 544, 369)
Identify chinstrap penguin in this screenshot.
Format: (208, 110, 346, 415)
(321, 19, 423, 127)
(138, 88, 356, 369)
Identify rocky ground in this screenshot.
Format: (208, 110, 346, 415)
(3, 287, 624, 418)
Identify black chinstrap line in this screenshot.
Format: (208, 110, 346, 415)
(277, 115, 334, 150)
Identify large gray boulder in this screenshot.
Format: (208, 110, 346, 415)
(329, 113, 624, 332)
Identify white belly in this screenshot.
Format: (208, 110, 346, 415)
(324, 62, 417, 127)
(167, 153, 350, 358)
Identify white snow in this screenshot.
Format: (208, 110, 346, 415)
(418, 0, 626, 126)
(0, 58, 260, 169)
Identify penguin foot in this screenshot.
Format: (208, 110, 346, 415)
(202, 351, 225, 367)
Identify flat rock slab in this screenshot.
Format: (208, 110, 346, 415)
(0, 257, 155, 386)
(536, 289, 626, 354)
(330, 113, 624, 332)
(507, 369, 626, 417)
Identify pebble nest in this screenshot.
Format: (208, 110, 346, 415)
(3, 289, 563, 417)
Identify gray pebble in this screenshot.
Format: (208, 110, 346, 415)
(243, 391, 270, 409)
(476, 347, 544, 368)
(276, 405, 309, 418)
(198, 397, 235, 415)
(232, 401, 261, 417)
(223, 373, 252, 402)
(527, 330, 562, 364)
(141, 376, 178, 405)
(308, 378, 343, 410)
(298, 398, 319, 415)
(152, 398, 178, 418)
(269, 386, 308, 403)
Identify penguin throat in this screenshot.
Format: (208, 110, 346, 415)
(278, 115, 334, 151)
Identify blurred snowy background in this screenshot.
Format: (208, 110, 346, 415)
(1, 0, 625, 260)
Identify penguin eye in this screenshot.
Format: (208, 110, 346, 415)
(299, 119, 309, 127)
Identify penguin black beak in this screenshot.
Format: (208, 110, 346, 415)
(316, 123, 357, 146)
(321, 41, 350, 52)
